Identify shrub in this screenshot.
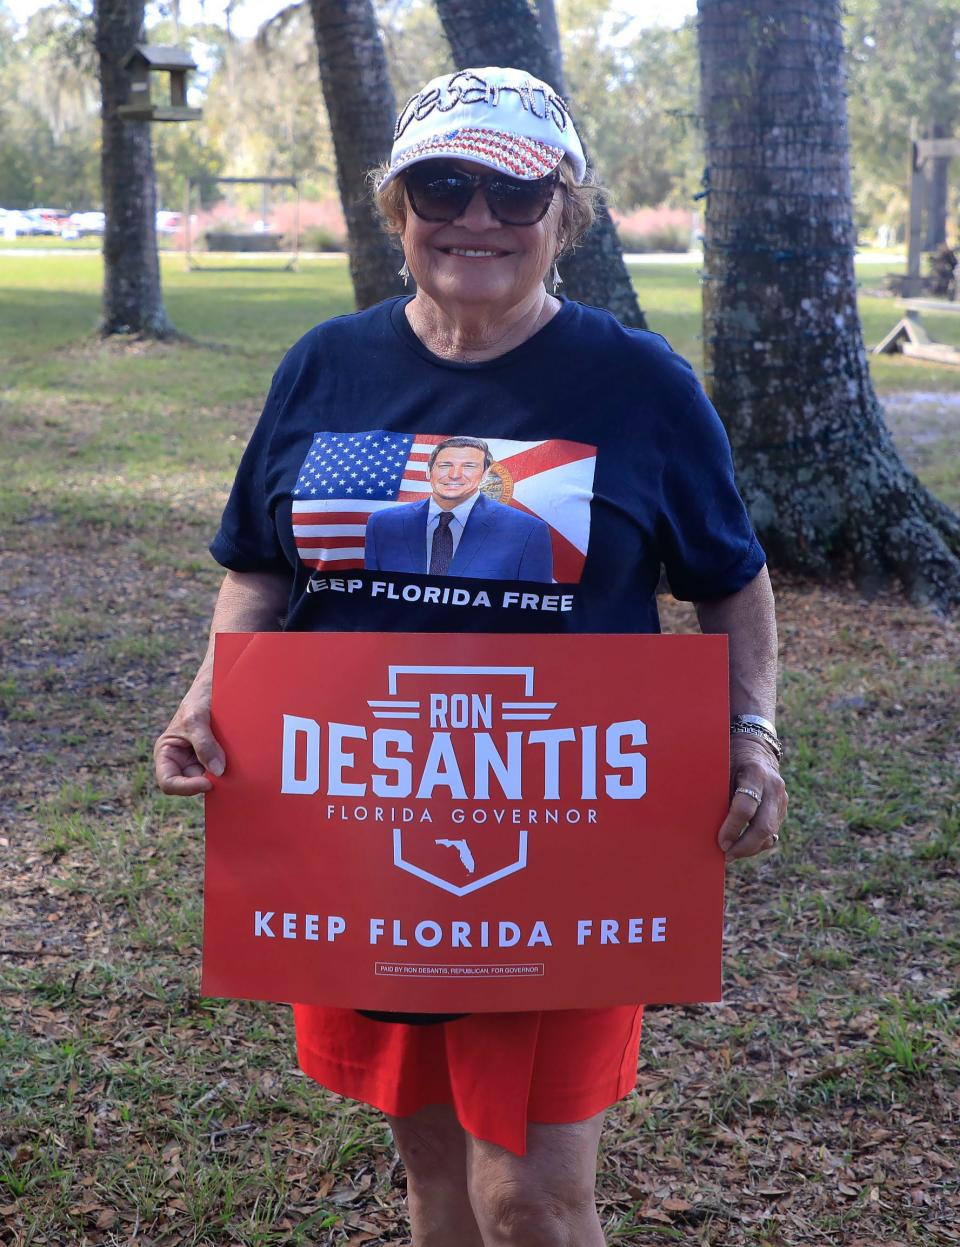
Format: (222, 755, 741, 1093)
(616, 223, 691, 253)
(300, 224, 345, 252)
(612, 205, 697, 254)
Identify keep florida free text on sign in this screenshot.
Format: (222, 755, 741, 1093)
(202, 632, 729, 1012)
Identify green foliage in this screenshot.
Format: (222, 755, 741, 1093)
(559, 3, 702, 210)
(0, 2, 99, 208)
(845, 0, 960, 232)
(153, 123, 225, 211)
(378, 0, 453, 101)
(201, 5, 335, 190)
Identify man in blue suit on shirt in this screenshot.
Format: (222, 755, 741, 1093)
(364, 436, 554, 582)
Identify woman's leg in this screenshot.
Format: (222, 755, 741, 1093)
(465, 1111, 607, 1247)
(387, 1104, 485, 1247)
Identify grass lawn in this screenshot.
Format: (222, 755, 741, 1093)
(0, 236, 181, 251)
(0, 254, 957, 1245)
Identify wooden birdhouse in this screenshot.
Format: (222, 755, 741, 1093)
(118, 45, 202, 123)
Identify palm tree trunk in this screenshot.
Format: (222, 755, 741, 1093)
(532, 0, 564, 98)
(94, 0, 175, 337)
(308, 0, 407, 308)
(699, 0, 960, 607)
(434, 0, 648, 330)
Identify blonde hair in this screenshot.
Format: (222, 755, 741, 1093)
(370, 157, 603, 257)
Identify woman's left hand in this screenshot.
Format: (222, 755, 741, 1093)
(718, 736, 788, 861)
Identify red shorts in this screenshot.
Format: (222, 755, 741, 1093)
(293, 1004, 643, 1155)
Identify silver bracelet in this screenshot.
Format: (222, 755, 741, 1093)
(731, 713, 777, 736)
(730, 723, 783, 762)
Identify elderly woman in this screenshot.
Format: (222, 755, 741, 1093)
(156, 66, 787, 1247)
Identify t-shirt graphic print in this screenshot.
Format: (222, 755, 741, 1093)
(291, 431, 596, 585)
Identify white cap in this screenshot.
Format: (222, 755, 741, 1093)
(380, 66, 587, 189)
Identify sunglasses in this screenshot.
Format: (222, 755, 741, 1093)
(403, 161, 561, 226)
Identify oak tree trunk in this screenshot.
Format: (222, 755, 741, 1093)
(309, 0, 406, 308)
(434, 0, 648, 329)
(94, 0, 174, 337)
(698, 0, 960, 608)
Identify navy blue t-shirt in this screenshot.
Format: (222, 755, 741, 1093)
(210, 296, 765, 633)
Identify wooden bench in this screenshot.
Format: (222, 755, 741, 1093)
(873, 299, 960, 367)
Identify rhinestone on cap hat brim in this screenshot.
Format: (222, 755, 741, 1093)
(390, 127, 566, 182)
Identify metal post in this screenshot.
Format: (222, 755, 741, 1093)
(183, 176, 192, 269)
(291, 179, 300, 272)
(906, 118, 925, 297)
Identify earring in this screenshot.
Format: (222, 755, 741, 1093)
(398, 259, 411, 287)
(551, 262, 563, 293)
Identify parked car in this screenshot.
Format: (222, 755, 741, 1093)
(0, 208, 37, 237)
(156, 210, 183, 234)
(22, 213, 55, 236)
(68, 211, 105, 236)
(24, 208, 66, 235)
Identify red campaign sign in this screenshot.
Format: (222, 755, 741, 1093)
(202, 632, 729, 1012)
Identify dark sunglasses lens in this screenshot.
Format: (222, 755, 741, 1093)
(404, 164, 559, 225)
(487, 175, 557, 225)
(405, 167, 473, 220)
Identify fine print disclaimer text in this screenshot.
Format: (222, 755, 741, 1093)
(375, 962, 546, 978)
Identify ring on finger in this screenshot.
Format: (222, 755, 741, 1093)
(735, 785, 763, 804)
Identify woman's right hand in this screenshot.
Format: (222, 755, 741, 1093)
(154, 683, 225, 796)
(154, 570, 289, 796)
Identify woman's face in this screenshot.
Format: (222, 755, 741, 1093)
(400, 159, 564, 315)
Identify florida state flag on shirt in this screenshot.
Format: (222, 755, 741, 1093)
(202, 633, 729, 1012)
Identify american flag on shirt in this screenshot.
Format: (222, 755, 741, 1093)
(291, 430, 596, 583)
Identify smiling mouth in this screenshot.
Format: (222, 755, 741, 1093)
(441, 247, 511, 258)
